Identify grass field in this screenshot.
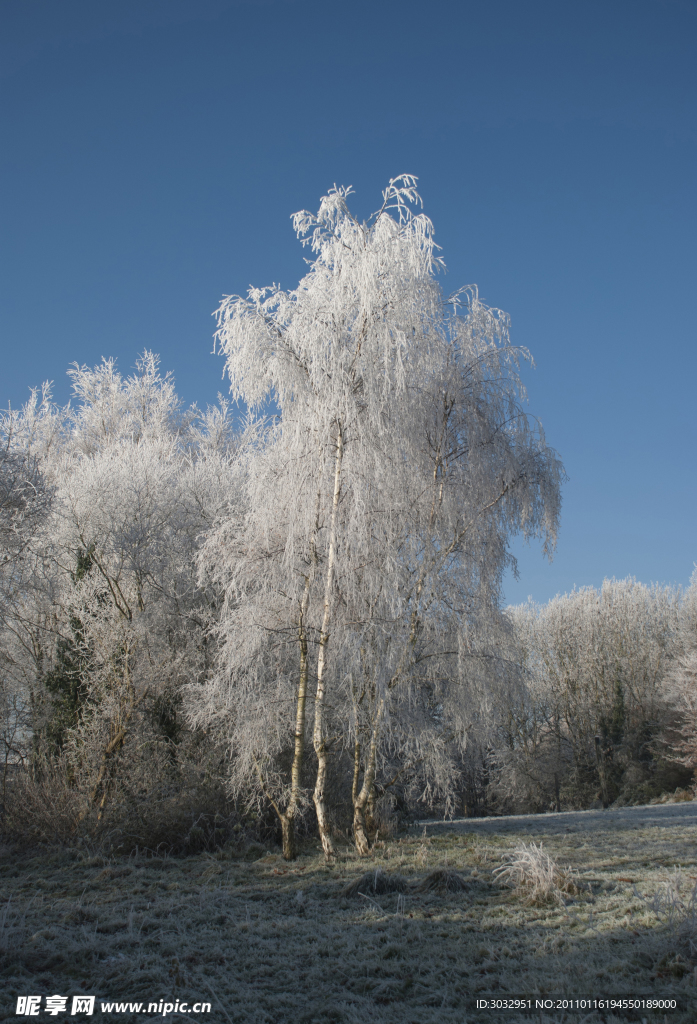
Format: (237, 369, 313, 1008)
(2, 803, 697, 1024)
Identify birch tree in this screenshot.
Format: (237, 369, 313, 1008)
(187, 177, 564, 859)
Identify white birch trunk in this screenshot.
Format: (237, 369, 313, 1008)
(279, 573, 311, 860)
(352, 695, 385, 855)
(312, 425, 343, 860)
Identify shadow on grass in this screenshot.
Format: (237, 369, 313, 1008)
(1, 842, 696, 1024)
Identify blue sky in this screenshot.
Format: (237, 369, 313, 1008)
(2, 0, 695, 606)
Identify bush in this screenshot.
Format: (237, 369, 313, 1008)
(2, 767, 82, 846)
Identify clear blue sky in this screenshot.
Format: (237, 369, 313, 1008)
(2, 0, 695, 606)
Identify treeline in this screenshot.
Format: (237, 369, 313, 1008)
(0, 362, 694, 854)
(487, 577, 697, 815)
(0, 180, 694, 858)
(0, 356, 241, 851)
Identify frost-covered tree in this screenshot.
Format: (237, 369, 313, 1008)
(663, 569, 697, 780)
(0, 389, 60, 799)
(665, 652, 697, 776)
(186, 177, 564, 858)
(500, 579, 682, 811)
(0, 354, 241, 835)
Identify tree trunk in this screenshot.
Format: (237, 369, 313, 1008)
(594, 735, 609, 807)
(352, 696, 384, 856)
(280, 574, 312, 860)
(76, 648, 144, 827)
(313, 747, 334, 860)
(77, 722, 128, 825)
(351, 737, 370, 854)
(353, 801, 371, 857)
(281, 813, 296, 861)
(312, 425, 343, 861)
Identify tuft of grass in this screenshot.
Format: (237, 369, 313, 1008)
(633, 868, 697, 957)
(341, 868, 408, 897)
(413, 868, 470, 893)
(494, 841, 579, 905)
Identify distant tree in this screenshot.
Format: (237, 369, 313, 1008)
(663, 570, 697, 781)
(502, 580, 681, 811)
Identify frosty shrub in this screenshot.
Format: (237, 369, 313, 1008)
(2, 762, 83, 845)
(494, 841, 578, 905)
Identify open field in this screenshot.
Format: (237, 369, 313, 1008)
(418, 799, 697, 839)
(2, 803, 697, 1024)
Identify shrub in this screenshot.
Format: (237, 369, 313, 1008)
(2, 766, 82, 846)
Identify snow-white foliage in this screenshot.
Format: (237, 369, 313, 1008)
(663, 573, 697, 776)
(0, 393, 60, 784)
(4, 182, 695, 851)
(496, 578, 684, 811)
(0, 353, 242, 818)
(664, 654, 697, 766)
(186, 177, 564, 850)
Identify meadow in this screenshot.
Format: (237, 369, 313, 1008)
(2, 801, 697, 1024)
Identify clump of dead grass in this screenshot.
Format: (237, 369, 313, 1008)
(494, 841, 579, 905)
(633, 867, 697, 957)
(341, 868, 408, 897)
(413, 868, 470, 893)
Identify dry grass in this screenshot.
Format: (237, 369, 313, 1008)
(1, 810, 697, 1023)
(493, 842, 579, 906)
(341, 869, 408, 898)
(412, 868, 470, 893)
(632, 868, 697, 960)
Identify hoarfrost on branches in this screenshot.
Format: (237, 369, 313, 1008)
(7, 177, 695, 854)
(186, 176, 565, 859)
(0, 353, 243, 828)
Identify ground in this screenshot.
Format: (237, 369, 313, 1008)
(1, 802, 697, 1024)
